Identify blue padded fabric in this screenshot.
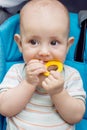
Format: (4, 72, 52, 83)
(0, 13, 87, 130)
(0, 36, 5, 83)
(0, 14, 23, 82)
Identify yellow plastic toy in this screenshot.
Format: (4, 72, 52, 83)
(43, 60, 63, 76)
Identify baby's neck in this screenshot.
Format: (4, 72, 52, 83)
(36, 86, 47, 94)
(36, 74, 47, 94)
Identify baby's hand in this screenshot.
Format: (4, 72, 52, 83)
(42, 70, 64, 95)
(25, 59, 46, 87)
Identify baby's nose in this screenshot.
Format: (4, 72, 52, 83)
(39, 47, 50, 56)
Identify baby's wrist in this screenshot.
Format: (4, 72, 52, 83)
(50, 87, 64, 97)
(23, 79, 37, 89)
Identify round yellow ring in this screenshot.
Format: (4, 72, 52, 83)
(43, 60, 63, 76)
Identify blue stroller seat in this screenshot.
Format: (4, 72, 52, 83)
(0, 13, 87, 130)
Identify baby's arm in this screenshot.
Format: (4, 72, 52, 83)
(42, 70, 85, 124)
(0, 76, 36, 117)
(51, 89, 85, 124)
(0, 60, 46, 117)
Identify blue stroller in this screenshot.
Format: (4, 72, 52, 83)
(0, 1, 87, 130)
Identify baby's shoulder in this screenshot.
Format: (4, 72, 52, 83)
(63, 64, 80, 76)
(9, 63, 25, 72)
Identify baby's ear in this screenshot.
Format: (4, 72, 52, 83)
(14, 34, 22, 53)
(67, 36, 74, 51)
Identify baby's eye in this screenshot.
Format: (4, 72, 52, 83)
(30, 40, 39, 45)
(50, 40, 59, 46)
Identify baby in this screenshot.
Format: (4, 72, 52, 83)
(0, 0, 86, 130)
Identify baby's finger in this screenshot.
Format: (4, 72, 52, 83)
(32, 68, 47, 75)
(50, 71, 62, 78)
(27, 59, 43, 65)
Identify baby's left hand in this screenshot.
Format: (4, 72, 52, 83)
(42, 70, 64, 95)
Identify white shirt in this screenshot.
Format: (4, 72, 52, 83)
(0, 63, 86, 130)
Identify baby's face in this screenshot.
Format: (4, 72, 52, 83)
(20, 2, 70, 64)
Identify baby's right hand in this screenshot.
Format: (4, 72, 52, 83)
(25, 59, 46, 87)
